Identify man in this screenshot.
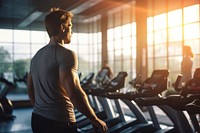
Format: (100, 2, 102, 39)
(27, 8, 108, 133)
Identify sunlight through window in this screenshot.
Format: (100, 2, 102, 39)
(168, 9, 182, 27)
(154, 13, 167, 30)
(184, 4, 199, 24)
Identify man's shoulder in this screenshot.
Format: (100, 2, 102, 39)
(57, 45, 76, 55)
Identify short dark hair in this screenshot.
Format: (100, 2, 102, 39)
(45, 8, 73, 38)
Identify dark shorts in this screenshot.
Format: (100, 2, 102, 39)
(31, 113, 79, 133)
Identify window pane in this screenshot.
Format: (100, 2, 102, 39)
(14, 44, 30, 54)
(79, 62, 90, 73)
(14, 60, 30, 76)
(154, 13, 167, 30)
(131, 47, 136, 59)
(168, 27, 182, 42)
(123, 48, 131, 57)
(169, 56, 182, 71)
(78, 33, 89, 44)
(184, 23, 199, 40)
(148, 58, 154, 73)
(154, 30, 167, 44)
(31, 44, 44, 56)
(14, 30, 30, 43)
(71, 33, 78, 44)
(108, 41, 114, 51)
(131, 59, 136, 75)
(131, 22, 136, 35)
(115, 39, 122, 50)
(14, 54, 30, 60)
(107, 29, 114, 41)
(79, 44, 89, 54)
(0, 29, 13, 42)
(45, 33, 49, 43)
(148, 45, 153, 58)
(147, 17, 153, 32)
(123, 60, 131, 72)
(115, 60, 122, 73)
(168, 9, 182, 27)
(98, 32, 102, 43)
(168, 42, 182, 56)
(114, 26, 122, 39)
(147, 32, 153, 44)
(0, 52, 12, 62)
(131, 36, 136, 47)
(184, 4, 199, 24)
(66, 43, 78, 53)
(154, 44, 167, 57)
(0, 43, 13, 55)
(184, 39, 199, 54)
(115, 50, 122, 60)
(122, 37, 131, 50)
(79, 53, 89, 62)
(122, 24, 131, 37)
(108, 51, 114, 61)
(31, 31, 46, 43)
(155, 57, 167, 69)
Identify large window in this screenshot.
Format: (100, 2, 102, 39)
(0, 27, 101, 94)
(107, 2, 136, 81)
(67, 18, 102, 78)
(67, 32, 102, 76)
(147, 3, 200, 84)
(0, 29, 47, 78)
(0, 29, 47, 93)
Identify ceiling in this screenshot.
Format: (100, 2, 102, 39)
(0, 0, 134, 30)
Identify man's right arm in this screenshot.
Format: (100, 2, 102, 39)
(27, 72, 35, 106)
(59, 69, 108, 133)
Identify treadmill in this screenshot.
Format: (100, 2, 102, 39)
(106, 69, 171, 133)
(88, 70, 171, 133)
(0, 74, 15, 120)
(186, 99, 200, 133)
(135, 68, 200, 133)
(78, 71, 128, 132)
(76, 69, 113, 129)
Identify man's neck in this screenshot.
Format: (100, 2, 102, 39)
(49, 36, 64, 45)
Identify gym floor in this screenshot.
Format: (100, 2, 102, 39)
(0, 108, 33, 133)
(0, 94, 33, 133)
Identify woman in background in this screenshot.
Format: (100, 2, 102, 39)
(181, 45, 194, 85)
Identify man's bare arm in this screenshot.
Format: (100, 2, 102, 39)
(59, 69, 108, 132)
(27, 73, 35, 106)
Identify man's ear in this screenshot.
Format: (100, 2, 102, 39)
(60, 23, 65, 32)
(61, 23, 68, 33)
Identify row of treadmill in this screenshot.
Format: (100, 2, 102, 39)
(76, 68, 200, 133)
(0, 68, 199, 133)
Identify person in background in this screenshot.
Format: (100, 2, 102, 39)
(27, 8, 108, 133)
(100, 60, 114, 79)
(181, 45, 194, 86)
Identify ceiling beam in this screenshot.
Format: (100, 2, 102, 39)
(18, 11, 43, 28)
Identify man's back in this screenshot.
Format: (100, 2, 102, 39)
(30, 44, 76, 122)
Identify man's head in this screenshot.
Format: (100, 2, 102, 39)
(45, 8, 73, 44)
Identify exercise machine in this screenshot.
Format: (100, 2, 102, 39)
(106, 69, 171, 133)
(78, 71, 128, 133)
(135, 68, 200, 133)
(0, 74, 15, 120)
